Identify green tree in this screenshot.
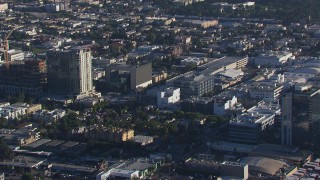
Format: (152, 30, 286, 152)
(21, 173, 34, 180)
(0, 117, 8, 128)
(147, 32, 156, 43)
(0, 138, 14, 160)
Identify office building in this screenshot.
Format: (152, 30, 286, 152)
(0, 59, 47, 97)
(168, 56, 248, 98)
(46, 47, 93, 98)
(181, 97, 213, 114)
(254, 51, 293, 67)
(249, 82, 283, 101)
(281, 93, 293, 146)
(292, 85, 320, 147)
(167, 72, 215, 98)
(229, 100, 279, 144)
(183, 158, 248, 180)
(105, 63, 152, 91)
(198, 56, 248, 74)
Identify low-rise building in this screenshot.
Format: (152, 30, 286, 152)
(27, 104, 42, 114)
(0, 124, 40, 146)
(33, 109, 66, 123)
(74, 96, 104, 107)
(249, 144, 312, 165)
(240, 157, 295, 177)
(87, 125, 134, 143)
(184, 19, 219, 28)
(183, 158, 249, 180)
(0, 102, 28, 120)
(0, 3, 8, 11)
(180, 57, 207, 66)
(214, 96, 238, 116)
(152, 71, 168, 83)
(96, 157, 164, 180)
(208, 141, 255, 154)
(132, 135, 154, 146)
(156, 87, 180, 108)
(7, 49, 25, 61)
(254, 51, 293, 67)
(0, 156, 45, 170)
(249, 82, 283, 101)
(287, 158, 320, 179)
(229, 100, 280, 144)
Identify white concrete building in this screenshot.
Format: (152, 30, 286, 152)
(156, 87, 180, 108)
(229, 100, 280, 143)
(249, 83, 283, 101)
(284, 67, 320, 82)
(5, 50, 25, 61)
(181, 57, 206, 66)
(214, 96, 238, 116)
(96, 158, 164, 180)
(0, 3, 8, 11)
(0, 103, 28, 120)
(132, 135, 154, 146)
(33, 109, 66, 123)
(254, 51, 293, 67)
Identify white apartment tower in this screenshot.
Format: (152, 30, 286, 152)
(47, 47, 93, 98)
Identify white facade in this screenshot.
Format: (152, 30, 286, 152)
(249, 84, 283, 100)
(136, 80, 152, 89)
(156, 87, 180, 108)
(6, 50, 24, 61)
(33, 109, 66, 123)
(214, 96, 238, 116)
(181, 57, 206, 66)
(96, 169, 139, 180)
(132, 135, 154, 146)
(47, 47, 94, 97)
(0, 103, 28, 120)
(79, 48, 93, 95)
(254, 51, 293, 66)
(284, 71, 317, 82)
(0, 3, 8, 11)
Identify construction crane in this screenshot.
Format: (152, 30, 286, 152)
(3, 27, 18, 69)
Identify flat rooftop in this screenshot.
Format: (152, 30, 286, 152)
(0, 156, 45, 168)
(25, 139, 51, 149)
(52, 163, 96, 173)
(119, 158, 155, 171)
(60, 141, 79, 148)
(45, 140, 65, 147)
(250, 144, 312, 162)
(198, 56, 247, 70)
